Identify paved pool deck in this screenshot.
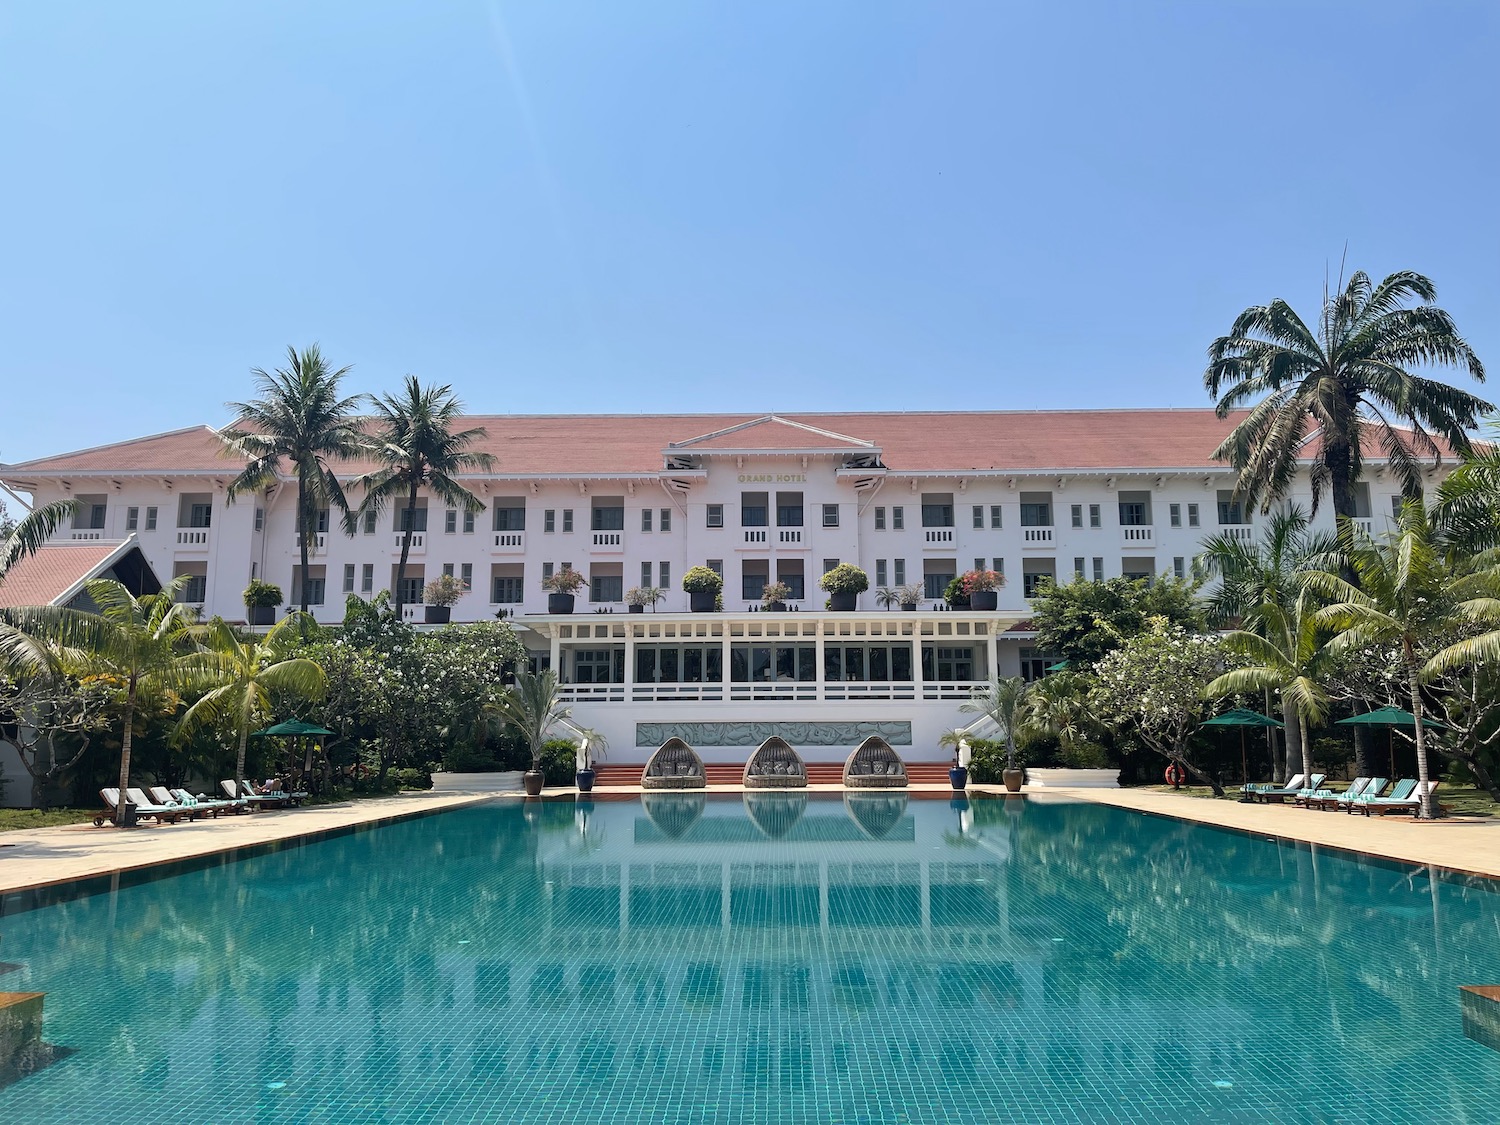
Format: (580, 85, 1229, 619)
(2, 779, 1497, 895)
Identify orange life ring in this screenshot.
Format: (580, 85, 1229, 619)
(1164, 763, 1186, 788)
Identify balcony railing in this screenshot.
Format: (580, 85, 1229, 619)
(924, 529, 953, 543)
(743, 530, 768, 545)
(394, 532, 426, 553)
(1121, 526, 1154, 547)
(1023, 528, 1054, 544)
(557, 677, 987, 705)
(295, 533, 325, 555)
(1354, 518, 1374, 537)
(592, 532, 623, 551)
(778, 529, 803, 544)
(1219, 525, 1253, 542)
(493, 531, 525, 552)
(70, 530, 104, 541)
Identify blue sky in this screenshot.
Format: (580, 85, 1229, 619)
(1, 1, 1496, 465)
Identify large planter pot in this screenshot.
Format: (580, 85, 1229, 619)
(628, 604, 644, 614)
(1002, 767, 1024, 792)
(248, 606, 277, 626)
(764, 601, 786, 613)
(829, 592, 857, 611)
(523, 770, 545, 796)
(424, 605, 452, 624)
(949, 766, 968, 790)
(901, 602, 917, 612)
(547, 593, 575, 614)
(118, 801, 138, 828)
(969, 590, 998, 611)
(689, 590, 717, 613)
(575, 768, 596, 793)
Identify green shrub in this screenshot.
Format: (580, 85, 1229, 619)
(540, 739, 579, 786)
(1059, 741, 1113, 769)
(243, 579, 284, 609)
(396, 767, 434, 790)
(965, 737, 1013, 784)
(943, 576, 970, 608)
(682, 566, 724, 594)
(819, 563, 869, 595)
(444, 744, 502, 773)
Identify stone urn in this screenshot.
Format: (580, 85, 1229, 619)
(523, 770, 545, 796)
(1003, 767, 1024, 793)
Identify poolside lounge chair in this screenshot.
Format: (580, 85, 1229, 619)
(221, 780, 289, 809)
(1353, 779, 1443, 817)
(842, 737, 908, 788)
(1242, 773, 1303, 800)
(95, 787, 189, 827)
(172, 787, 249, 815)
(1300, 777, 1372, 810)
(641, 738, 706, 789)
(743, 738, 807, 789)
(1256, 774, 1324, 804)
(153, 786, 242, 818)
(259, 779, 308, 806)
(1331, 777, 1388, 811)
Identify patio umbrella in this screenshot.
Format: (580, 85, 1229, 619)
(1044, 660, 1070, 673)
(1336, 707, 1445, 778)
(1202, 708, 1283, 801)
(251, 720, 335, 791)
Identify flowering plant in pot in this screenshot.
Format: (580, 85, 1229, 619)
(542, 566, 587, 613)
(625, 585, 664, 613)
(682, 566, 723, 612)
(242, 579, 284, 626)
(761, 581, 792, 611)
(960, 569, 1005, 610)
(819, 563, 869, 611)
(422, 573, 464, 624)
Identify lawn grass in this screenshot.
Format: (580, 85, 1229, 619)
(0, 807, 99, 832)
(1142, 782, 1499, 818)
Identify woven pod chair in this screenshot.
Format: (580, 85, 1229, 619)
(641, 738, 706, 790)
(842, 736, 908, 788)
(742, 737, 808, 788)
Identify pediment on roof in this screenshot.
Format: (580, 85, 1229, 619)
(666, 415, 876, 453)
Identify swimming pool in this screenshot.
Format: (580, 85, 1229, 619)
(1, 794, 1497, 1123)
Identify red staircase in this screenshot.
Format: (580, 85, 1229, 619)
(592, 760, 953, 788)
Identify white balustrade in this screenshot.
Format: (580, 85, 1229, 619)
(593, 532, 623, 550)
(924, 529, 953, 543)
(70, 530, 103, 541)
(1023, 528, 1054, 544)
(778, 529, 802, 544)
(743, 530, 767, 545)
(493, 531, 525, 551)
(394, 532, 426, 552)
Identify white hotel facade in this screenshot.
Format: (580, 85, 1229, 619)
(1, 410, 1434, 765)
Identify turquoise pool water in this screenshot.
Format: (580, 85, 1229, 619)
(1, 794, 1497, 1123)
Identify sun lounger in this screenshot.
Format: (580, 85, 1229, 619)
(153, 786, 242, 818)
(1333, 777, 1387, 811)
(1352, 779, 1442, 817)
(1256, 774, 1324, 804)
(1241, 773, 1303, 800)
(1302, 777, 1373, 810)
(222, 780, 293, 809)
(95, 787, 188, 827)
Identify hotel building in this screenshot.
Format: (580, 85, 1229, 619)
(0, 410, 1440, 766)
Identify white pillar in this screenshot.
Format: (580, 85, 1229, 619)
(986, 625, 999, 683)
(815, 627, 826, 703)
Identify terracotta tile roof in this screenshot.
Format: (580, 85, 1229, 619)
(0, 409, 1465, 480)
(0, 541, 123, 609)
(672, 416, 875, 451)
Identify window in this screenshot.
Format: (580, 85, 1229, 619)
(892, 506, 904, 530)
(741, 564, 768, 602)
(397, 507, 428, 533)
(1352, 482, 1373, 519)
(1022, 559, 1056, 598)
(397, 575, 422, 606)
(492, 504, 525, 531)
(442, 562, 455, 579)
(145, 507, 157, 531)
(641, 561, 653, 587)
(1216, 490, 1247, 525)
(775, 562, 803, 600)
(993, 558, 1004, 576)
(590, 574, 623, 603)
(1391, 494, 1403, 518)
(775, 492, 803, 527)
(343, 564, 356, 593)
(542, 562, 554, 582)
(1118, 491, 1151, 526)
(659, 508, 671, 532)
(591, 503, 624, 532)
(990, 505, 1002, 529)
(573, 649, 616, 684)
(1092, 557, 1104, 582)
(445, 510, 457, 534)
(1174, 557, 1185, 580)
(363, 509, 376, 534)
(823, 504, 840, 528)
(1019, 648, 1057, 682)
(361, 564, 373, 594)
(181, 573, 208, 603)
(1074, 557, 1085, 580)
(972, 505, 984, 529)
(924, 571, 954, 600)
(252, 507, 263, 532)
(920, 494, 954, 528)
(460, 563, 472, 590)
(1089, 504, 1101, 528)
(874, 506, 886, 530)
(1169, 503, 1181, 528)
(823, 558, 840, 574)
(741, 493, 769, 527)
(659, 562, 670, 590)
(974, 557, 986, 572)
(1123, 558, 1155, 584)
(893, 558, 906, 585)
(305, 575, 327, 606)
(642, 508, 653, 532)
(707, 504, 724, 528)
(1019, 493, 1052, 527)
(876, 560, 887, 587)
(1071, 504, 1083, 528)
(187, 502, 212, 529)
(707, 559, 723, 577)
(930, 646, 973, 681)
(544, 509, 556, 533)
(492, 575, 524, 603)
(463, 510, 475, 533)
(562, 509, 574, 533)
(313, 509, 330, 534)
(126, 506, 139, 531)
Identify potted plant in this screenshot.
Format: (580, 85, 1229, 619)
(943, 575, 970, 609)
(961, 568, 1005, 611)
(898, 582, 924, 611)
(940, 729, 970, 790)
(422, 573, 464, 624)
(489, 668, 573, 797)
(682, 566, 723, 613)
(573, 726, 608, 792)
(243, 579, 284, 626)
(819, 563, 869, 611)
(961, 676, 1028, 792)
(761, 581, 792, 612)
(874, 586, 902, 610)
(626, 585, 664, 614)
(543, 566, 587, 614)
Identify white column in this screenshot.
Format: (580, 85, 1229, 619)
(624, 627, 636, 702)
(913, 631, 926, 702)
(985, 625, 999, 682)
(815, 626, 826, 703)
(549, 630, 561, 678)
(720, 627, 732, 700)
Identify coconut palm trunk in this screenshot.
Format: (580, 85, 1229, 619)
(117, 675, 138, 824)
(1405, 654, 1437, 819)
(234, 719, 251, 789)
(393, 477, 420, 616)
(297, 488, 313, 614)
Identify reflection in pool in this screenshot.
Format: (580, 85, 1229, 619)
(0, 795, 1497, 1123)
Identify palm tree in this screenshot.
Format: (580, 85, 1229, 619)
(348, 376, 494, 616)
(960, 675, 1029, 772)
(176, 614, 326, 787)
(1205, 270, 1490, 521)
(0, 498, 80, 581)
(1205, 589, 1331, 787)
(1306, 502, 1500, 818)
(3, 578, 198, 824)
(221, 345, 368, 614)
(1195, 506, 1337, 778)
(489, 668, 573, 777)
(1433, 418, 1500, 556)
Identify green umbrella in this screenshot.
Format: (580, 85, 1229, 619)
(251, 719, 335, 738)
(1337, 707, 1445, 778)
(1044, 660, 1070, 673)
(1203, 708, 1284, 800)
